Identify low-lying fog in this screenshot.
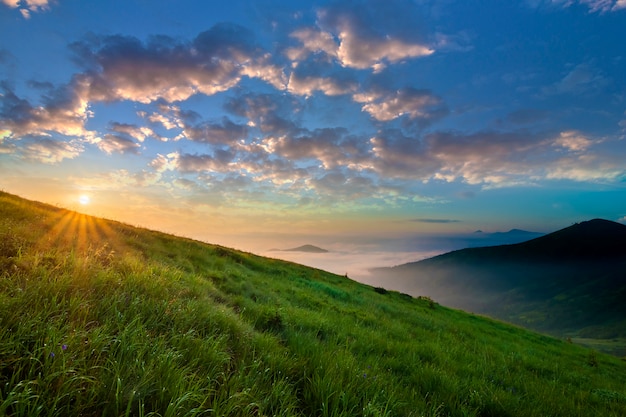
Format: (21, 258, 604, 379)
(261, 248, 440, 285)
(251, 229, 544, 287)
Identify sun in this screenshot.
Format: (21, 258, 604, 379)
(79, 194, 91, 205)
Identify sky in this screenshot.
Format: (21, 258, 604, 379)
(1, 0, 626, 279)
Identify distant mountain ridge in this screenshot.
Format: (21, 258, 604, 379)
(270, 244, 329, 253)
(467, 228, 544, 247)
(513, 218, 626, 259)
(373, 219, 626, 355)
(418, 219, 626, 265)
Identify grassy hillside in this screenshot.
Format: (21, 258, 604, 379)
(1, 191, 626, 416)
(374, 220, 626, 357)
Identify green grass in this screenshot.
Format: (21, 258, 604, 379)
(1, 190, 626, 416)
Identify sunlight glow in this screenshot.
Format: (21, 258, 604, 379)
(79, 195, 91, 205)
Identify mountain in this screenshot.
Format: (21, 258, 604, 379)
(270, 244, 329, 253)
(487, 228, 544, 240)
(448, 228, 545, 249)
(373, 219, 626, 355)
(2, 191, 626, 416)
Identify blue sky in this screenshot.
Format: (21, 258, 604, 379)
(1, 0, 626, 276)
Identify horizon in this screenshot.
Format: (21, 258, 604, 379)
(2, 0, 626, 277)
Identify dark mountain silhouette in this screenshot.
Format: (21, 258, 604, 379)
(373, 219, 626, 355)
(270, 244, 329, 253)
(463, 228, 545, 248)
(490, 228, 543, 240)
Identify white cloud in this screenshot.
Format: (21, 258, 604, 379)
(0, 78, 96, 141)
(146, 112, 179, 130)
(22, 138, 83, 164)
(579, 0, 624, 12)
(160, 151, 237, 174)
(110, 122, 156, 143)
(96, 134, 141, 155)
(287, 4, 435, 71)
(239, 56, 287, 91)
(75, 25, 286, 105)
(2, 0, 53, 18)
(285, 27, 338, 61)
(424, 130, 551, 186)
(529, 0, 626, 12)
(0, 135, 16, 154)
(336, 32, 433, 70)
(287, 72, 356, 96)
(358, 87, 448, 123)
(546, 154, 625, 181)
(150, 153, 179, 173)
(1, 0, 20, 7)
(261, 127, 362, 170)
(553, 130, 594, 152)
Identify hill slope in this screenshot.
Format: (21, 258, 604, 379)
(373, 219, 626, 355)
(1, 192, 626, 416)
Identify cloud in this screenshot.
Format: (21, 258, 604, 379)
(182, 118, 249, 145)
(424, 129, 625, 186)
(545, 153, 625, 181)
(285, 27, 338, 62)
(361, 128, 622, 187)
(0, 133, 16, 156)
(287, 71, 356, 97)
(223, 92, 302, 134)
(237, 155, 310, 187)
(140, 104, 199, 139)
(307, 171, 383, 200)
(110, 122, 157, 142)
(262, 127, 368, 170)
(431, 32, 474, 53)
(426, 130, 552, 185)
(0, 79, 95, 142)
(141, 122, 625, 206)
(577, 0, 626, 12)
(224, 93, 280, 121)
(553, 130, 594, 152)
(368, 129, 440, 179)
(96, 134, 141, 155)
(614, 0, 626, 10)
(154, 151, 237, 174)
(141, 103, 248, 145)
(2, 0, 53, 18)
(528, 0, 626, 12)
(357, 87, 448, 123)
(287, 1, 434, 71)
(71, 24, 286, 104)
(285, 54, 359, 97)
(317, 2, 434, 70)
(21, 138, 83, 163)
(146, 112, 179, 130)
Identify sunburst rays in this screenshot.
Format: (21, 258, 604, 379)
(36, 209, 118, 255)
